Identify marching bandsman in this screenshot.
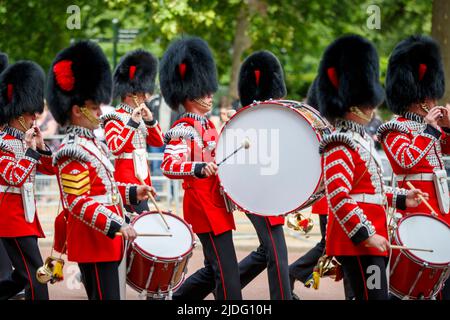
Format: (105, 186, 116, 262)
(102, 49, 164, 214)
(0, 51, 12, 284)
(47, 41, 151, 300)
(317, 35, 426, 300)
(235, 51, 291, 300)
(160, 36, 242, 300)
(289, 79, 354, 300)
(0, 60, 54, 300)
(377, 35, 450, 299)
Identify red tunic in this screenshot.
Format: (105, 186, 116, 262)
(161, 113, 235, 235)
(102, 103, 164, 186)
(310, 197, 328, 215)
(378, 112, 450, 224)
(54, 126, 138, 263)
(321, 120, 406, 257)
(0, 127, 55, 238)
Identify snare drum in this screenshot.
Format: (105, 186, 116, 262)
(390, 214, 450, 299)
(216, 100, 331, 216)
(126, 211, 196, 299)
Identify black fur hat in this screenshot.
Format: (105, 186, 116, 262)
(0, 52, 8, 73)
(317, 34, 384, 122)
(47, 40, 112, 126)
(0, 61, 45, 125)
(113, 49, 158, 99)
(306, 78, 319, 110)
(159, 36, 218, 111)
(238, 50, 286, 107)
(386, 35, 445, 114)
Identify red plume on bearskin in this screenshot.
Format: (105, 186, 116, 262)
(53, 60, 75, 92)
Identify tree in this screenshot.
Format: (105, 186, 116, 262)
(432, 0, 450, 103)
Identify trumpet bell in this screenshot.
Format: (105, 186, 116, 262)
(287, 212, 314, 235)
(36, 256, 65, 284)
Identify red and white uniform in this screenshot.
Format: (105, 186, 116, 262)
(161, 113, 235, 235)
(378, 112, 450, 224)
(54, 126, 140, 263)
(320, 120, 407, 257)
(0, 127, 55, 238)
(102, 103, 164, 186)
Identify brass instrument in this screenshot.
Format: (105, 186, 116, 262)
(305, 255, 343, 290)
(36, 256, 65, 284)
(286, 212, 314, 235)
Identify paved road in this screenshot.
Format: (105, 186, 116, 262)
(40, 245, 345, 300)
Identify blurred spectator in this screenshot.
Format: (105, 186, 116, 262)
(364, 110, 383, 149)
(36, 101, 60, 150)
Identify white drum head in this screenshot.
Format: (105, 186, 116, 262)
(398, 215, 450, 264)
(133, 213, 193, 259)
(216, 102, 322, 216)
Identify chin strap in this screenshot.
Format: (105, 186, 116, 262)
(194, 97, 212, 110)
(349, 106, 373, 122)
(80, 106, 100, 126)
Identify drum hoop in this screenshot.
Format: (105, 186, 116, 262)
(394, 213, 450, 267)
(126, 273, 185, 295)
(217, 100, 324, 216)
(131, 210, 195, 260)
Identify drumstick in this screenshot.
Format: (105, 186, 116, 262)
(217, 138, 251, 167)
(390, 245, 433, 253)
(137, 176, 171, 231)
(406, 181, 438, 217)
(116, 232, 172, 237)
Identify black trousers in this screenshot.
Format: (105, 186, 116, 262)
(337, 255, 388, 300)
(289, 215, 327, 285)
(239, 214, 291, 300)
(0, 237, 48, 300)
(289, 215, 354, 299)
(78, 261, 120, 300)
(173, 230, 242, 300)
(0, 240, 12, 281)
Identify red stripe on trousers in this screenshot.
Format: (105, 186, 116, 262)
(264, 218, 285, 300)
(14, 239, 34, 300)
(94, 263, 103, 300)
(209, 233, 227, 300)
(356, 256, 369, 300)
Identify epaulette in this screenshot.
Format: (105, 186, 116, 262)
(0, 139, 13, 154)
(376, 120, 409, 141)
(100, 112, 124, 125)
(164, 123, 199, 145)
(53, 134, 90, 165)
(319, 132, 357, 154)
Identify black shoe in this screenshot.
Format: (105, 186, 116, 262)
(9, 290, 25, 300)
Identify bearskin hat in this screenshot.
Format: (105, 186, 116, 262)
(159, 36, 218, 111)
(47, 40, 112, 126)
(0, 61, 45, 125)
(0, 52, 8, 73)
(317, 34, 384, 122)
(386, 35, 445, 114)
(113, 49, 158, 99)
(306, 78, 319, 110)
(238, 50, 286, 107)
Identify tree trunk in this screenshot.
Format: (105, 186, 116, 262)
(228, 5, 251, 103)
(432, 0, 450, 103)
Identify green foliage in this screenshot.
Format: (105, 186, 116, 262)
(0, 0, 433, 102)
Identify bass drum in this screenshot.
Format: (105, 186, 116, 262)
(216, 100, 331, 216)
